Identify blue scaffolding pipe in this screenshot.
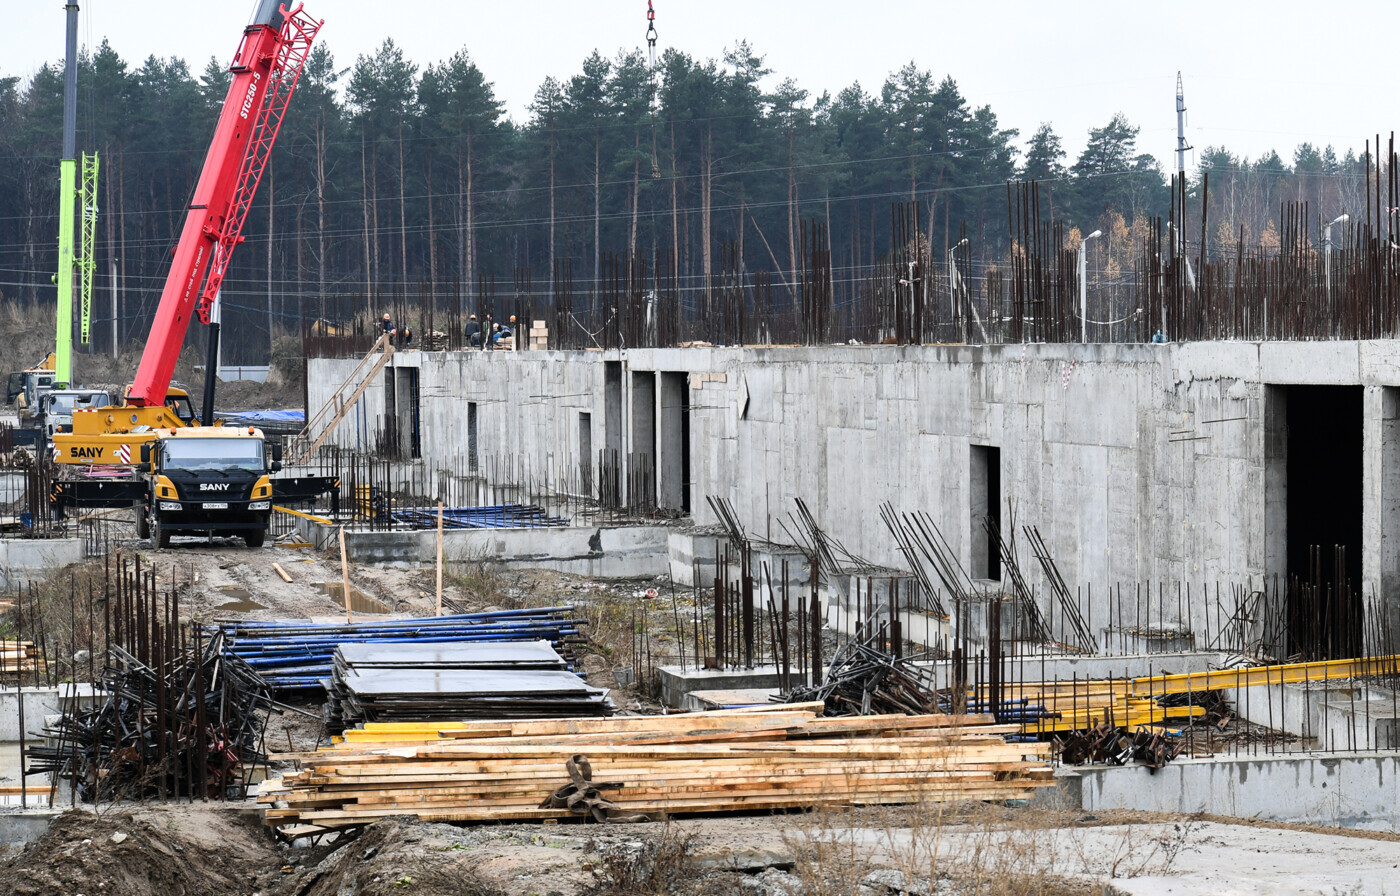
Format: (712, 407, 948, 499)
(390, 503, 569, 530)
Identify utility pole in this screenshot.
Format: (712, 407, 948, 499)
(54, 2, 80, 385)
(1079, 230, 1102, 343)
(1175, 72, 1192, 177)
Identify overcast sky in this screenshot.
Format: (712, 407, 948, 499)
(1, 0, 1391, 179)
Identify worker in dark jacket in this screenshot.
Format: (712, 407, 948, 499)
(464, 314, 482, 348)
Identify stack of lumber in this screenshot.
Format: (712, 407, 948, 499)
(324, 640, 613, 731)
(260, 704, 1053, 833)
(0, 639, 46, 681)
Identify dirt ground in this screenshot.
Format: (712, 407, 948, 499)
(6, 802, 1400, 896)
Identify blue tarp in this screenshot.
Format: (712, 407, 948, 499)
(221, 409, 305, 423)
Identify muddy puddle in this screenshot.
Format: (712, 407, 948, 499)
(316, 581, 392, 615)
(214, 586, 266, 613)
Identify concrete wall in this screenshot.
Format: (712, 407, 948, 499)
(0, 539, 85, 591)
(298, 518, 671, 579)
(1067, 752, 1400, 830)
(309, 341, 1400, 641)
(0, 685, 103, 740)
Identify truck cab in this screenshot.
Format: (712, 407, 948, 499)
(39, 388, 116, 440)
(141, 427, 281, 548)
(10, 371, 58, 421)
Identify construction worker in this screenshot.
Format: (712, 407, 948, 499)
(464, 314, 482, 348)
(508, 315, 519, 351)
(381, 313, 394, 338)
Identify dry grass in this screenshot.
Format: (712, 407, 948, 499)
(583, 824, 700, 896)
(776, 745, 1200, 895)
(3, 556, 112, 683)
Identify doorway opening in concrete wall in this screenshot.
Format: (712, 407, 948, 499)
(383, 366, 396, 455)
(383, 367, 420, 460)
(578, 411, 593, 495)
(659, 372, 690, 514)
(467, 402, 478, 473)
(1283, 384, 1363, 659)
(603, 362, 623, 507)
(970, 445, 1002, 581)
(630, 372, 657, 511)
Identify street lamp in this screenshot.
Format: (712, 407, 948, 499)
(1079, 230, 1102, 343)
(898, 261, 919, 344)
(949, 238, 969, 323)
(1323, 213, 1348, 304)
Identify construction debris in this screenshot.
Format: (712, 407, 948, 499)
(259, 704, 1052, 833)
(213, 606, 588, 692)
(324, 640, 614, 732)
(26, 632, 273, 802)
(1056, 721, 1186, 770)
(787, 636, 941, 715)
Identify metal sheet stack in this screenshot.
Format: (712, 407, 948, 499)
(212, 607, 586, 692)
(260, 704, 1054, 834)
(324, 640, 614, 732)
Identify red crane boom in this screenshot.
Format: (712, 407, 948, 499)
(127, 0, 321, 408)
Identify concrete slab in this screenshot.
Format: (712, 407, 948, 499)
(658, 665, 797, 708)
(1069, 751, 1400, 830)
(683, 688, 780, 711)
(0, 808, 62, 847)
(0, 686, 103, 741)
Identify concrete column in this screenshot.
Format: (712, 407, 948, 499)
(1368, 386, 1400, 652)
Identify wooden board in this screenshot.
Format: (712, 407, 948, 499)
(262, 706, 1053, 831)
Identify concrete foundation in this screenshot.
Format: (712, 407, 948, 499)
(1063, 752, 1400, 830)
(298, 519, 673, 579)
(0, 685, 103, 741)
(1228, 680, 1400, 751)
(0, 538, 84, 590)
(0, 808, 62, 846)
(658, 651, 1233, 708)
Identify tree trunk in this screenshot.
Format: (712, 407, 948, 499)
(426, 155, 437, 293)
(702, 123, 713, 308)
(118, 151, 126, 347)
(104, 142, 116, 350)
(457, 155, 466, 299)
(787, 128, 797, 303)
(316, 118, 327, 324)
(593, 130, 601, 286)
(670, 121, 680, 295)
(548, 132, 556, 298)
(465, 132, 476, 314)
(629, 132, 640, 259)
(361, 128, 372, 314)
(397, 122, 408, 287)
(370, 136, 380, 298)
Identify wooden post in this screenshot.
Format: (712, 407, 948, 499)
(435, 500, 444, 617)
(339, 526, 352, 624)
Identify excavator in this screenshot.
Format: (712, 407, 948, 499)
(50, 0, 337, 547)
